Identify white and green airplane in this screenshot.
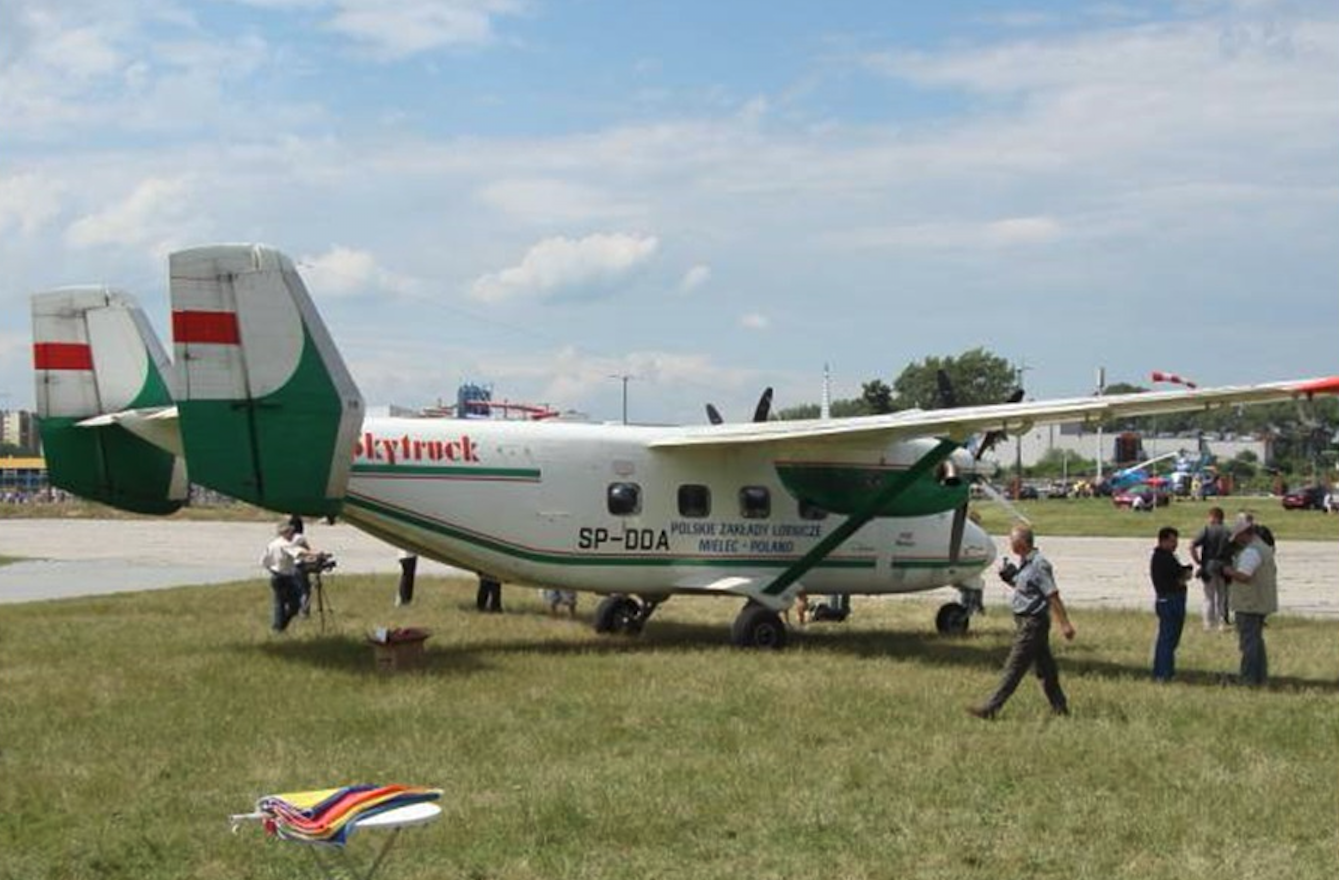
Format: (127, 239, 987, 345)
(31, 244, 1339, 648)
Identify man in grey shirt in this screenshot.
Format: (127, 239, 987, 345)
(969, 524, 1077, 720)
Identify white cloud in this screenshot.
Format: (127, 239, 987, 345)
(833, 216, 1063, 251)
(679, 264, 711, 292)
(470, 233, 660, 303)
(0, 173, 65, 237)
(322, 0, 526, 60)
(476, 177, 641, 225)
(64, 176, 198, 253)
(984, 216, 1062, 246)
(296, 245, 420, 299)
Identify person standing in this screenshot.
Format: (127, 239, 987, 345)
(288, 515, 314, 618)
(1150, 526, 1191, 681)
(1190, 506, 1231, 631)
(260, 521, 307, 633)
(1222, 514, 1277, 686)
(396, 549, 417, 607)
(969, 524, 1076, 720)
(476, 574, 503, 613)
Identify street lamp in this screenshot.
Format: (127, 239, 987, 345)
(609, 374, 634, 424)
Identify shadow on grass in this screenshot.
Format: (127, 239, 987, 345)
(236, 614, 1339, 695)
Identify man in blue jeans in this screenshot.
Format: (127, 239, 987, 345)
(1149, 526, 1191, 681)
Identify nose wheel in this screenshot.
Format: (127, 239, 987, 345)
(935, 602, 971, 636)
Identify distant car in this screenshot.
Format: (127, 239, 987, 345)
(1113, 484, 1170, 509)
(1281, 485, 1328, 511)
(1004, 484, 1039, 500)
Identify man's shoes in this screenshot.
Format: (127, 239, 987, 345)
(966, 705, 996, 720)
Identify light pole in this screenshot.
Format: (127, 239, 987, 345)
(609, 374, 633, 424)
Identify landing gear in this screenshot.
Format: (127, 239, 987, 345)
(935, 602, 971, 636)
(731, 602, 788, 650)
(593, 595, 661, 636)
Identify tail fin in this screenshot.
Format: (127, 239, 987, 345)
(169, 244, 363, 517)
(31, 288, 186, 514)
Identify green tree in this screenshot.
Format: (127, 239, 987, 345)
(861, 380, 894, 414)
(892, 348, 1018, 410)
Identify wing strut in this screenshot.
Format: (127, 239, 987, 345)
(760, 438, 959, 600)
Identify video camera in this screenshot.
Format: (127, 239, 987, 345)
(300, 551, 337, 574)
(998, 560, 1019, 586)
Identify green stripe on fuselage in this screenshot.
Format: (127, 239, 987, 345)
(343, 492, 968, 574)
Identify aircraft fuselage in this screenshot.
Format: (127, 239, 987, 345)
(341, 417, 996, 599)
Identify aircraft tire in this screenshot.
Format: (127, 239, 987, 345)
(935, 602, 970, 636)
(731, 603, 788, 650)
(594, 595, 640, 635)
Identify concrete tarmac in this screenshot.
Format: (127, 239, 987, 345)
(2, 518, 1337, 617)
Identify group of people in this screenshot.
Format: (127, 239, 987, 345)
(969, 507, 1279, 720)
(1150, 507, 1277, 687)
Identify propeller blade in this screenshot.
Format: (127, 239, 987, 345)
(948, 503, 967, 566)
(973, 387, 1026, 460)
(752, 387, 774, 423)
(935, 369, 958, 409)
(705, 403, 724, 425)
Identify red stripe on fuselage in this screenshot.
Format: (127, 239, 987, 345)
(33, 342, 94, 370)
(172, 310, 240, 345)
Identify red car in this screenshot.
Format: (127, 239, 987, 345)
(1113, 483, 1171, 509)
(1281, 486, 1327, 511)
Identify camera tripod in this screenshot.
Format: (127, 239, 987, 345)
(306, 568, 335, 633)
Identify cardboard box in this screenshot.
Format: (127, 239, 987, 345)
(367, 628, 430, 673)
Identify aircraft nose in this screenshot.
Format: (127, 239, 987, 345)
(964, 518, 997, 567)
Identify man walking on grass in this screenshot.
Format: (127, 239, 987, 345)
(969, 524, 1076, 720)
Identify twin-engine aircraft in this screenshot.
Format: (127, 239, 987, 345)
(30, 245, 1339, 648)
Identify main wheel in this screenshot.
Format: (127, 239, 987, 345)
(731, 603, 788, 650)
(594, 595, 641, 635)
(935, 602, 970, 636)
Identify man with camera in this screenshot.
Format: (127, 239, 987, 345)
(260, 520, 316, 633)
(968, 523, 1076, 720)
(1150, 526, 1192, 682)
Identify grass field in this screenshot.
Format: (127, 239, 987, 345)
(3, 573, 1337, 880)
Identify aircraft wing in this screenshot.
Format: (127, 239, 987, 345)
(647, 377, 1339, 451)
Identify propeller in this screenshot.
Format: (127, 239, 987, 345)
(705, 387, 774, 424)
(931, 371, 1027, 564)
(974, 387, 1025, 460)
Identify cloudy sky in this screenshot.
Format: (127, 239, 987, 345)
(2, 0, 1336, 423)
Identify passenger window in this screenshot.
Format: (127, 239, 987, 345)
(798, 499, 828, 521)
(678, 484, 711, 518)
(739, 486, 771, 519)
(607, 482, 642, 516)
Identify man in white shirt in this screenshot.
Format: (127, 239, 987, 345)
(261, 521, 309, 632)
